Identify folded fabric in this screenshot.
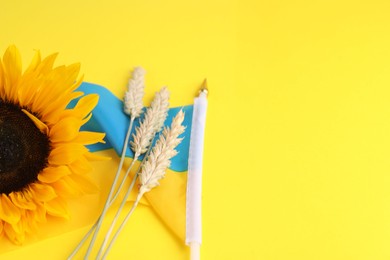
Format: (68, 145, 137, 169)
(77, 82, 193, 172)
(77, 82, 192, 241)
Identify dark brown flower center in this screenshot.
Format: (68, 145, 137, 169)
(0, 100, 50, 194)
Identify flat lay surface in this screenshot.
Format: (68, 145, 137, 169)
(1, 0, 390, 259)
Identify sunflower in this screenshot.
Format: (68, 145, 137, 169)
(0, 45, 105, 245)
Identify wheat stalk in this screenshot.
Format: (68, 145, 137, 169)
(82, 67, 146, 259)
(101, 110, 186, 258)
(96, 87, 170, 258)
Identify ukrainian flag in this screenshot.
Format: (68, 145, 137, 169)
(78, 82, 193, 242)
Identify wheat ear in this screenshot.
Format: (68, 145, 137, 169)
(139, 109, 185, 195)
(124, 66, 145, 118)
(111, 86, 170, 203)
(101, 110, 186, 258)
(130, 87, 170, 156)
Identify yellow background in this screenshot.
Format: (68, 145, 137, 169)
(2, 0, 390, 259)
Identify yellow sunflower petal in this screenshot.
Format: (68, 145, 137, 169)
(0, 220, 3, 235)
(34, 64, 80, 106)
(38, 165, 71, 183)
(23, 210, 40, 234)
(80, 112, 93, 126)
(76, 94, 99, 119)
(29, 183, 57, 202)
(84, 151, 111, 161)
(35, 52, 58, 75)
(49, 143, 88, 165)
(9, 192, 37, 211)
(41, 91, 84, 124)
(61, 63, 81, 89)
(68, 156, 93, 175)
(20, 213, 33, 235)
(44, 197, 69, 219)
(50, 175, 83, 198)
(68, 173, 99, 194)
(44, 73, 85, 120)
(31, 66, 68, 112)
(17, 70, 45, 106)
(24, 49, 41, 74)
(21, 109, 49, 135)
(10, 214, 25, 235)
(61, 94, 99, 120)
(73, 131, 106, 145)
(2, 45, 22, 102)
(72, 73, 84, 90)
(0, 194, 21, 224)
(49, 117, 82, 143)
(4, 222, 25, 245)
(21, 68, 65, 114)
(19, 189, 47, 223)
(33, 202, 47, 223)
(0, 62, 4, 98)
